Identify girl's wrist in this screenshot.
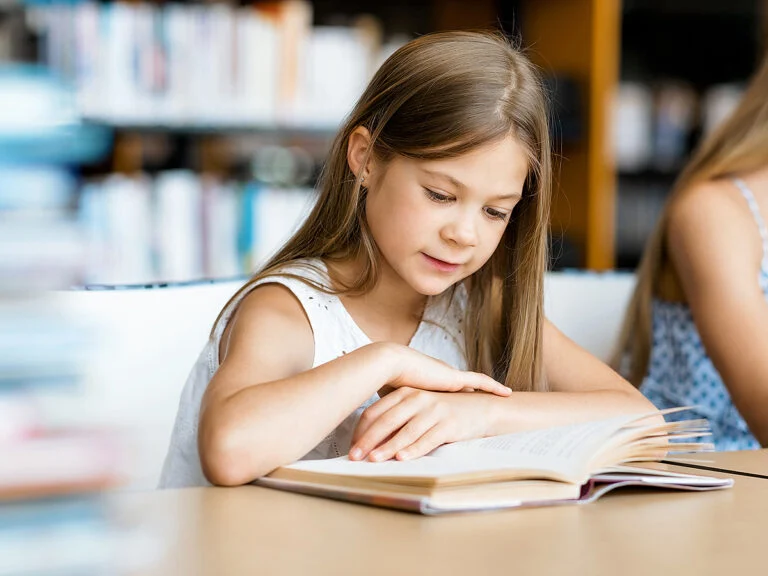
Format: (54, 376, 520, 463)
(363, 341, 406, 389)
(484, 393, 514, 437)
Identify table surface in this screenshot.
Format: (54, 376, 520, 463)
(666, 448, 768, 478)
(121, 451, 768, 576)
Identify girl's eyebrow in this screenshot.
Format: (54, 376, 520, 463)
(423, 169, 466, 190)
(422, 169, 521, 200)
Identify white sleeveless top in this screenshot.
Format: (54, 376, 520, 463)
(158, 258, 468, 488)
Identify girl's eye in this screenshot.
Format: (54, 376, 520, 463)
(424, 188, 452, 203)
(484, 207, 509, 221)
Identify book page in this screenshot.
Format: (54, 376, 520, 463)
(282, 412, 655, 483)
(431, 412, 647, 475)
(283, 454, 574, 480)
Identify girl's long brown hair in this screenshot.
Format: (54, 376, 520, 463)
(214, 31, 553, 391)
(613, 51, 768, 386)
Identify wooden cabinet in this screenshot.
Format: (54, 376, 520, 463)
(522, 0, 620, 270)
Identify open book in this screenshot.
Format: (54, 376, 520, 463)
(255, 411, 733, 514)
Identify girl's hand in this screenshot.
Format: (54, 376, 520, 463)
(349, 388, 499, 462)
(381, 343, 511, 397)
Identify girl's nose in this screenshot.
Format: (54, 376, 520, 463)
(441, 213, 478, 247)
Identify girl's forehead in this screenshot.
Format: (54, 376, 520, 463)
(408, 138, 529, 185)
(424, 136, 527, 165)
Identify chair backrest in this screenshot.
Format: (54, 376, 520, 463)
(51, 271, 635, 489)
(50, 281, 243, 490)
(544, 271, 636, 361)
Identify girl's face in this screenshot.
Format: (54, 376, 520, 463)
(365, 135, 529, 296)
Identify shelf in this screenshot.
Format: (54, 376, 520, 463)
(617, 167, 681, 180)
(80, 275, 249, 291)
(83, 121, 339, 140)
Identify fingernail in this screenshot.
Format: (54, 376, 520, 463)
(397, 450, 410, 460)
(369, 450, 381, 461)
(350, 447, 362, 460)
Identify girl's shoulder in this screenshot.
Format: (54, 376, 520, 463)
(228, 258, 332, 320)
(216, 281, 315, 370)
(214, 258, 326, 357)
(667, 179, 763, 264)
(219, 257, 369, 369)
(253, 257, 331, 290)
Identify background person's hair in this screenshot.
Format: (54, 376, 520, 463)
(214, 30, 553, 391)
(613, 50, 768, 386)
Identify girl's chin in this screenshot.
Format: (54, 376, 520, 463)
(384, 258, 464, 295)
(407, 275, 459, 296)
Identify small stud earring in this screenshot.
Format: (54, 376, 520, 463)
(360, 174, 366, 186)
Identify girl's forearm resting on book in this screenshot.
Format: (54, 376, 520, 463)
(199, 343, 400, 485)
(350, 387, 656, 462)
(484, 388, 657, 436)
(198, 343, 510, 485)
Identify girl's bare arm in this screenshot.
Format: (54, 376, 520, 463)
(199, 284, 508, 485)
(482, 320, 658, 436)
(664, 182, 768, 446)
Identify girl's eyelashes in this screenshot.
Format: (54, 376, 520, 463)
(424, 187, 511, 221)
(484, 207, 509, 221)
(424, 188, 453, 203)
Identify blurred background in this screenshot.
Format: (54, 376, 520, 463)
(2, 0, 767, 285)
(1, 0, 766, 573)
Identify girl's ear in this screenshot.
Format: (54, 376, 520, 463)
(347, 126, 374, 181)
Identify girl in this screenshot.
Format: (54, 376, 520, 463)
(614, 51, 768, 450)
(160, 31, 655, 489)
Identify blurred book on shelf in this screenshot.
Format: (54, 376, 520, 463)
(651, 82, 697, 173)
(0, 65, 159, 575)
(612, 78, 746, 268)
(700, 83, 745, 137)
(27, 0, 402, 130)
(613, 80, 744, 176)
(79, 170, 317, 285)
(613, 82, 654, 173)
(10, 0, 397, 287)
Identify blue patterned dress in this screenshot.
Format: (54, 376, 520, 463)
(640, 179, 766, 451)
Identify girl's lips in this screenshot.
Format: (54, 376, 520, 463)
(422, 253, 460, 272)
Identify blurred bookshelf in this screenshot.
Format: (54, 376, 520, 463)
(0, 66, 157, 574)
(3, 0, 530, 286)
(508, 0, 767, 270)
(614, 0, 767, 269)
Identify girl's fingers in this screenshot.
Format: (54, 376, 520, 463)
(367, 414, 438, 462)
(463, 373, 511, 397)
(349, 397, 422, 460)
(351, 388, 409, 445)
(394, 425, 447, 461)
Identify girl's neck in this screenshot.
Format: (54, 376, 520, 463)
(327, 254, 427, 323)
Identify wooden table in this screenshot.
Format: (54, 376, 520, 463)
(124, 453, 768, 576)
(666, 449, 768, 479)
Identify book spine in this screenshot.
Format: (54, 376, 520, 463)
(254, 477, 424, 514)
